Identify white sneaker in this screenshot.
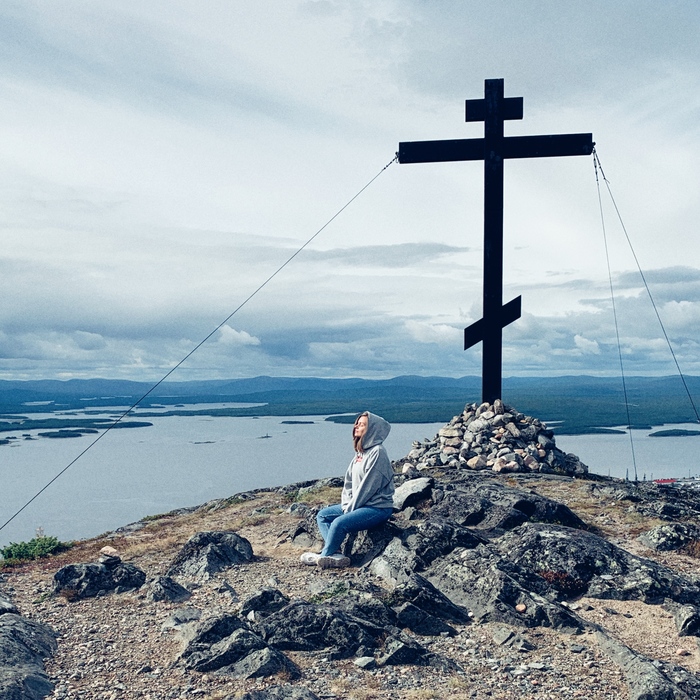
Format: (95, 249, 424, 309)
(317, 553, 351, 569)
(300, 552, 321, 565)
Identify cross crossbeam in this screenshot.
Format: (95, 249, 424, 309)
(398, 78, 593, 404)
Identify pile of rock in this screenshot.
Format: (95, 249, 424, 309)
(399, 400, 587, 476)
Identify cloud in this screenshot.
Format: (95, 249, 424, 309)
(405, 320, 462, 345)
(217, 325, 261, 347)
(574, 334, 601, 355)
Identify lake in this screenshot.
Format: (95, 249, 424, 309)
(2, 409, 700, 549)
(0, 411, 444, 548)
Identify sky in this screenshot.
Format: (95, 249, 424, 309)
(1, 0, 699, 382)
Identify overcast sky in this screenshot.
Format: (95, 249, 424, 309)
(1, 0, 698, 381)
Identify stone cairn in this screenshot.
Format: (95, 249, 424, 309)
(399, 399, 588, 477)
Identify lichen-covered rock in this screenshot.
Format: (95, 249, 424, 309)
(596, 628, 700, 700)
(167, 531, 253, 581)
(430, 479, 586, 532)
(425, 544, 583, 632)
(638, 522, 700, 552)
(0, 593, 18, 616)
(498, 522, 700, 605)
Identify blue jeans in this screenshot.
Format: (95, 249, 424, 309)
(316, 504, 393, 556)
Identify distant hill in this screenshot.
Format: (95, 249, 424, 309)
(1, 375, 699, 433)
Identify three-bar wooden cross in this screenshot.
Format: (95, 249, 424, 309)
(398, 78, 593, 404)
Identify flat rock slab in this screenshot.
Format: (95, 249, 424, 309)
(167, 531, 253, 581)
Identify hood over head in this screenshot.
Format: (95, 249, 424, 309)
(359, 411, 391, 450)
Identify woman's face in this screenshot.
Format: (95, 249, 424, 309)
(354, 415, 368, 440)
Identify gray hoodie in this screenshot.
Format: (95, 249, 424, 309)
(341, 412, 395, 512)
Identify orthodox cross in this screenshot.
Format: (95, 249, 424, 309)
(398, 78, 593, 404)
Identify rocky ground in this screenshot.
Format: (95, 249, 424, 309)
(3, 402, 700, 700)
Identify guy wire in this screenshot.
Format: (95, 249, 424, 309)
(593, 148, 638, 481)
(593, 149, 700, 426)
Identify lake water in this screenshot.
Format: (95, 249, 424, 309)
(0, 412, 444, 548)
(2, 409, 700, 549)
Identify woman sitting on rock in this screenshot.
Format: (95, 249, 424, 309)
(302, 411, 395, 569)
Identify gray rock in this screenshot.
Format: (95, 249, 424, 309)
(184, 628, 267, 672)
(161, 606, 201, 631)
(167, 531, 253, 581)
(341, 520, 404, 567)
(393, 602, 457, 636)
(425, 545, 582, 632)
(255, 601, 380, 659)
(146, 576, 192, 603)
(0, 593, 18, 616)
(376, 632, 429, 666)
(179, 614, 247, 660)
(389, 574, 471, 624)
(430, 480, 586, 532)
(0, 613, 57, 700)
(234, 686, 320, 700)
(392, 477, 433, 511)
(53, 559, 146, 600)
(354, 656, 376, 669)
(638, 523, 700, 552)
(217, 647, 300, 680)
(498, 522, 700, 605)
(664, 602, 700, 637)
(239, 588, 290, 619)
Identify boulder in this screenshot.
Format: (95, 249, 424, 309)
(388, 574, 472, 624)
(53, 557, 146, 600)
(498, 522, 700, 605)
(392, 477, 433, 511)
(167, 531, 253, 581)
(239, 588, 290, 619)
(0, 614, 57, 700)
(340, 520, 404, 567)
(254, 601, 380, 659)
(392, 602, 457, 636)
(425, 545, 582, 632)
(219, 646, 300, 679)
(430, 480, 586, 533)
(146, 576, 192, 603)
(179, 615, 248, 661)
(638, 522, 700, 552)
(596, 628, 700, 700)
(0, 593, 18, 616)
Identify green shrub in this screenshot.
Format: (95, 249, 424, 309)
(0, 536, 72, 563)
